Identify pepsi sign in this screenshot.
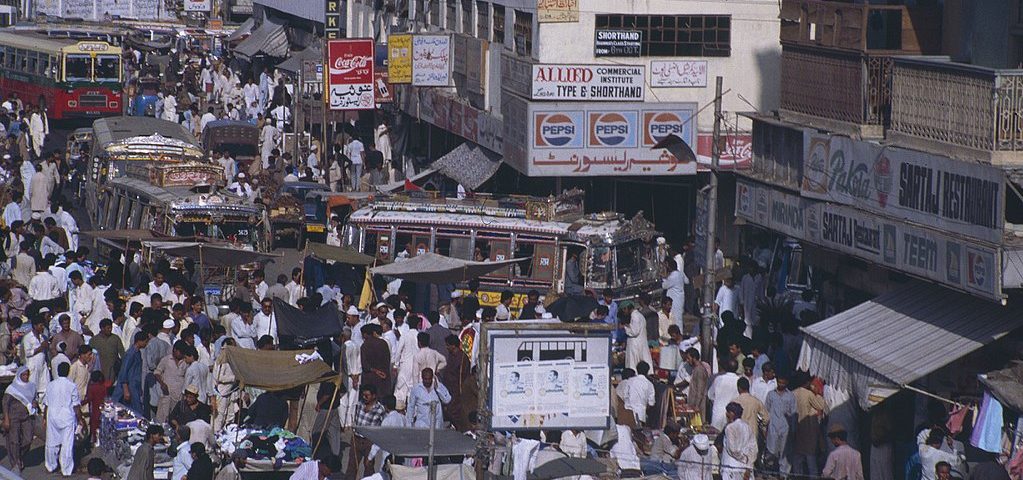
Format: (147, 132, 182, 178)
(588, 111, 638, 148)
(642, 111, 691, 147)
(533, 111, 584, 148)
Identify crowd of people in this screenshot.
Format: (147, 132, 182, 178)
(123, 45, 400, 199)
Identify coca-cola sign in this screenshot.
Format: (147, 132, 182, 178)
(327, 39, 375, 111)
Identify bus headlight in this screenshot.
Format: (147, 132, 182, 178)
(68, 100, 77, 107)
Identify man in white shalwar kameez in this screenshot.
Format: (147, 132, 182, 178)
(44, 362, 82, 476)
(162, 93, 178, 122)
(707, 361, 741, 431)
(260, 123, 280, 170)
(29, 109, 46, 158)
(721, 402, 757, 480)
(662, 260, 687, 331)
(23, 318, 50, 396)
(622, 302, 652, 371)
(392, 319, 419, 409)
(678, 434, 719, 480)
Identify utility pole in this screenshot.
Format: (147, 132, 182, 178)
(428, 401, 437, 480)
(701, 76, 723, 362)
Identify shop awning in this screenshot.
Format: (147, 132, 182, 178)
(143, 242, 282, 267)
(220, 346, 338, 391)
(432, 143, 502, 191)
(797, 283, 1023, 409)
(234, 17, 288, 59)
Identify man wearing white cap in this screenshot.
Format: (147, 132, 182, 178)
(448, 291, 462, 329)
(678, 434, 719, 480)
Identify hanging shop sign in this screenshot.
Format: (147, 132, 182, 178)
(650, 60, 708, 88)
(412, 34, 452, 87)
(538, 0, 579, 23)
(324, 0, 342, 39)
(594, 29, 641, 57)
(387, 34, 413, 84)
(326, 39, 375, 111)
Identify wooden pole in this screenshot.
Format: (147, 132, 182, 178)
(311, 376, 343, 457)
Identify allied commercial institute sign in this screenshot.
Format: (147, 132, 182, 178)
(325, 0, 341, 39)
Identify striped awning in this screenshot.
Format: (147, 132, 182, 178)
(798, 282, 1023, 409)
(234, 17, 288, 59)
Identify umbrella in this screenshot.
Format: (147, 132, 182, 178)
(546, 295, 600, 322)
(528, 457, 607, 480)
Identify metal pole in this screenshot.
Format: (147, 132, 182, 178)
(700, 77, 723, 366)
(293, 69, 301, 162)
(428, 401, 437, 480)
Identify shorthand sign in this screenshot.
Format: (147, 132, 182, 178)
(531, 64, 644, 101)
(594, 29, 641, 57)
(801, 131, 1005, 244)
(736, 178, 1003, 301)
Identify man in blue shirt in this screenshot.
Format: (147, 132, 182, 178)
(406, 368, 451, 429)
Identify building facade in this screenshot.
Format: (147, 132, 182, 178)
(347, 0, 781, 243)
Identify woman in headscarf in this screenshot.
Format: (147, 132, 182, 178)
(2, 366, 37, 471)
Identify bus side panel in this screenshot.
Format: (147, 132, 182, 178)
(0, 75, 55, 117)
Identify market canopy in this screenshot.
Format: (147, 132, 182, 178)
(798, 283, 1023, 409)
(370, 253, 528, 284)
(273, 298, 343, 344)
(83, 229, 176, 241)
(143, 242, 281, 267)
(234, 16, 289, 59)
(306, 242, 376, 266)
(356, 427, 477, 457)
(432, 143, 502, 190)
(219, 346, 337, 391)
(277, 44, 322, 74)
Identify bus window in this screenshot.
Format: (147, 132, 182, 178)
(615, 240, 655, 287)
(588, 245, 613, 289)
(5, 48, 15, 69)
(449, 236, 472, 259)
(27, 52, 36, 74)
(513, 242, 534, 277)
(65, 54, 91, 82)
(95, 55, 119, 82)
(434, 237, 451, 256)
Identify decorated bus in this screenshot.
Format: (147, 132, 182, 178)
(0, 31, 123, 119)
(344, 190, 661, 309)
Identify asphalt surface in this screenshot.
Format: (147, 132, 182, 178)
(6, 121, 317, 479)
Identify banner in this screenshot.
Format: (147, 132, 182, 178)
(373, 44, 392, 103)
(737, 178, 1003, 301)
(531, 64, 644, 101)
(802, 131, 1004, 244)
(327, 39, 375, 110)
(650, 60, 708, 88)
(538, 0, 578, 23)
(388, 34, 412, 84)
(412, 34, 451, 86)
(520, 101, 697, 176)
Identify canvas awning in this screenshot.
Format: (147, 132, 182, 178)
(273, 298, 343, 343)
(234, 17, 288, 59)
(143, 242, 281, 267)
(219, 346, 337, 391)
(432, 143, 502, 190)
(798, 283, 1023, 409)
(370, 253, 528, 284)
(306, 242, 376, 266)
(356, 428, 477, 457)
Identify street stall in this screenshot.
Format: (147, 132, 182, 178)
(356, 427, 478, 479)
(301, 242, 376, 301)
(101, 404, 171, 479)
(143, 241, 282, 307)
(271, 298, 343, 349)
(215, 346, 340, 474)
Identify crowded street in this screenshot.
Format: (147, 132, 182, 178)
(0, 1, 1022, 480)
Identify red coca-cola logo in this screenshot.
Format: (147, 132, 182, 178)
(331, 56, 371, 75)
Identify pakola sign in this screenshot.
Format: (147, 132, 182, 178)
(801, 131, 1004, 244)
(531, 64, 645, 101)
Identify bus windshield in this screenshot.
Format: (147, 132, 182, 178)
(65, 54, 91, 82)
(94, 55, 120, 82)
(615, 240, 656, 287)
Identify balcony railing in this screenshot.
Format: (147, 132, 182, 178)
(779, 45, 891, 136)
(780, 0, 941, 55)
(889, 57, 1023, 161)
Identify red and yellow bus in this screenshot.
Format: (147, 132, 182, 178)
(0, 31, 123, 119)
